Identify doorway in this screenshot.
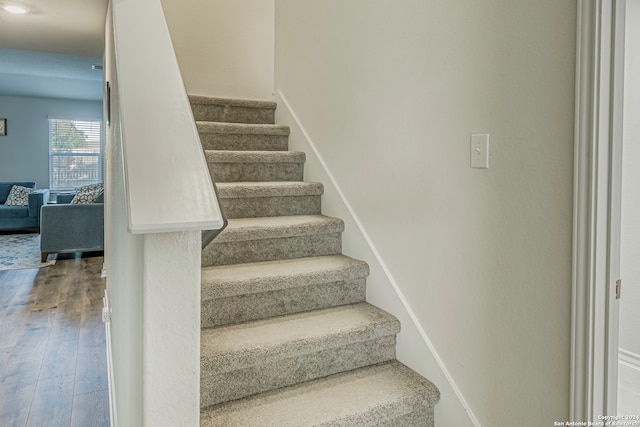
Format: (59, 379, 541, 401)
(619, 0, 640, 415)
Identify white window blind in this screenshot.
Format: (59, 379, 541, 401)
(49, 119, 103, 191)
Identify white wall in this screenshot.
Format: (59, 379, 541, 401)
(104, 4, 144, 424)
(0, 95, 102, 189)
(621, 0, 640, 361)
(619, 0, 640, 415)
(160, 0, 274, 100)
(105, 0, 214, 425)
(275, 2, 576, 426)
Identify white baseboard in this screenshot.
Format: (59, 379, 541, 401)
(104, 290, 117, 427)
(618, 349, 640, 415)
(275, 89, 480, 427)
(619, 349, 640, 394)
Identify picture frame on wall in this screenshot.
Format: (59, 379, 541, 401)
(0, 119, 6, 136)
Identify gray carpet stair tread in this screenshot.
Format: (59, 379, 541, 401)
(200, 361, 440, 427)
(197, 122, 290, 135)
(194, 93, 439, 425)
(216, 181, 323, 199)
(191, 96, 277, 124)
(189, 95, 277, 110)
(201, 255, 369, 299)
(207, 151, 305, 182)
(214, 215, 344, 243)
(201, 303, 400, 374)
(206, 150, 305, 164)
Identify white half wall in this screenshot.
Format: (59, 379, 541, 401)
(275, 1, 576, 426)
(105, 1, 210, 425)
(160, 0, 274, 101)
(0, 95, 102, 189)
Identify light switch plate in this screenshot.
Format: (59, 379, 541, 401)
(471, 134, 489, 169)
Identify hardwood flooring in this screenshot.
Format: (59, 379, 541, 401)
(0, 254, 109, 427)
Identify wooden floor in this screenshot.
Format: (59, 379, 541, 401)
(0, 254, 109, 427)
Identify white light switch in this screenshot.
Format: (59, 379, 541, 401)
(471, 134, 490, 169)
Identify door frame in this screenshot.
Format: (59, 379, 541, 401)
(572, 0, 626, 420)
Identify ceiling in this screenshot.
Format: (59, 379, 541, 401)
(0, 0, 109, 101)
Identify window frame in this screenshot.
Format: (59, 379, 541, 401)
(48, 118, 104, 191)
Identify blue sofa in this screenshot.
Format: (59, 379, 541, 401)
(0, 182, 50, 232)
(40, 192, 104, 261)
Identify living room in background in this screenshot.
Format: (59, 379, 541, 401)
(49, 118, 103, 191)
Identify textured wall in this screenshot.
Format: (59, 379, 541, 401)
(0, 95, 102, 189)
(161, 0, 274, 100)
(275, 1, 576, 425)
(105, 1, 207, 425)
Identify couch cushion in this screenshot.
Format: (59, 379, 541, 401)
(0, 205, 29, 218)
(5, 185, 34, 206)
(56, 192, 76, 204)
(0, 182, 36, 204)
(40, 203, 104, 253)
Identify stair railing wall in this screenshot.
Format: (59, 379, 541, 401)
(104, 1, 225, 426)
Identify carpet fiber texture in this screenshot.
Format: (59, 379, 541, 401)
(0, 234, 56, 270)
(196, 96, 439, 425)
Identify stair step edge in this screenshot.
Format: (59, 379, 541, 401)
(205, 150, 305, 164)
(200, 361, 440, 427)
(189, 95, 277, 110)
(214, 215, 344, 243)
(201, 255, 369, 299)
(197, 122, 290, 135)
(201, 303, 400, 374)
(216, 182, 323, 198)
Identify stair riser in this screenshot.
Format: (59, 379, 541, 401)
(209, 163, 304, 182)
(200, 361, 440, 427)
(192, 105, 275, 124)
(202, 234, 342, 267)
(195, 96, 439, 425)
(219, 195, 321, 219)
(376, 407, 436, 427)
(200, 134, 288, 151)
(202, 278, 366, 328)
(201, 335, 396, 408)
(203, 403, 434, 427)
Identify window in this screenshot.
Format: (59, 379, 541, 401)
(49, 119, 103, 191)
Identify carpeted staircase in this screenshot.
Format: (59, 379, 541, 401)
(191, 96, 440, 426)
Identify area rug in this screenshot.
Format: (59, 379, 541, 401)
(0, 233, 57, 271)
